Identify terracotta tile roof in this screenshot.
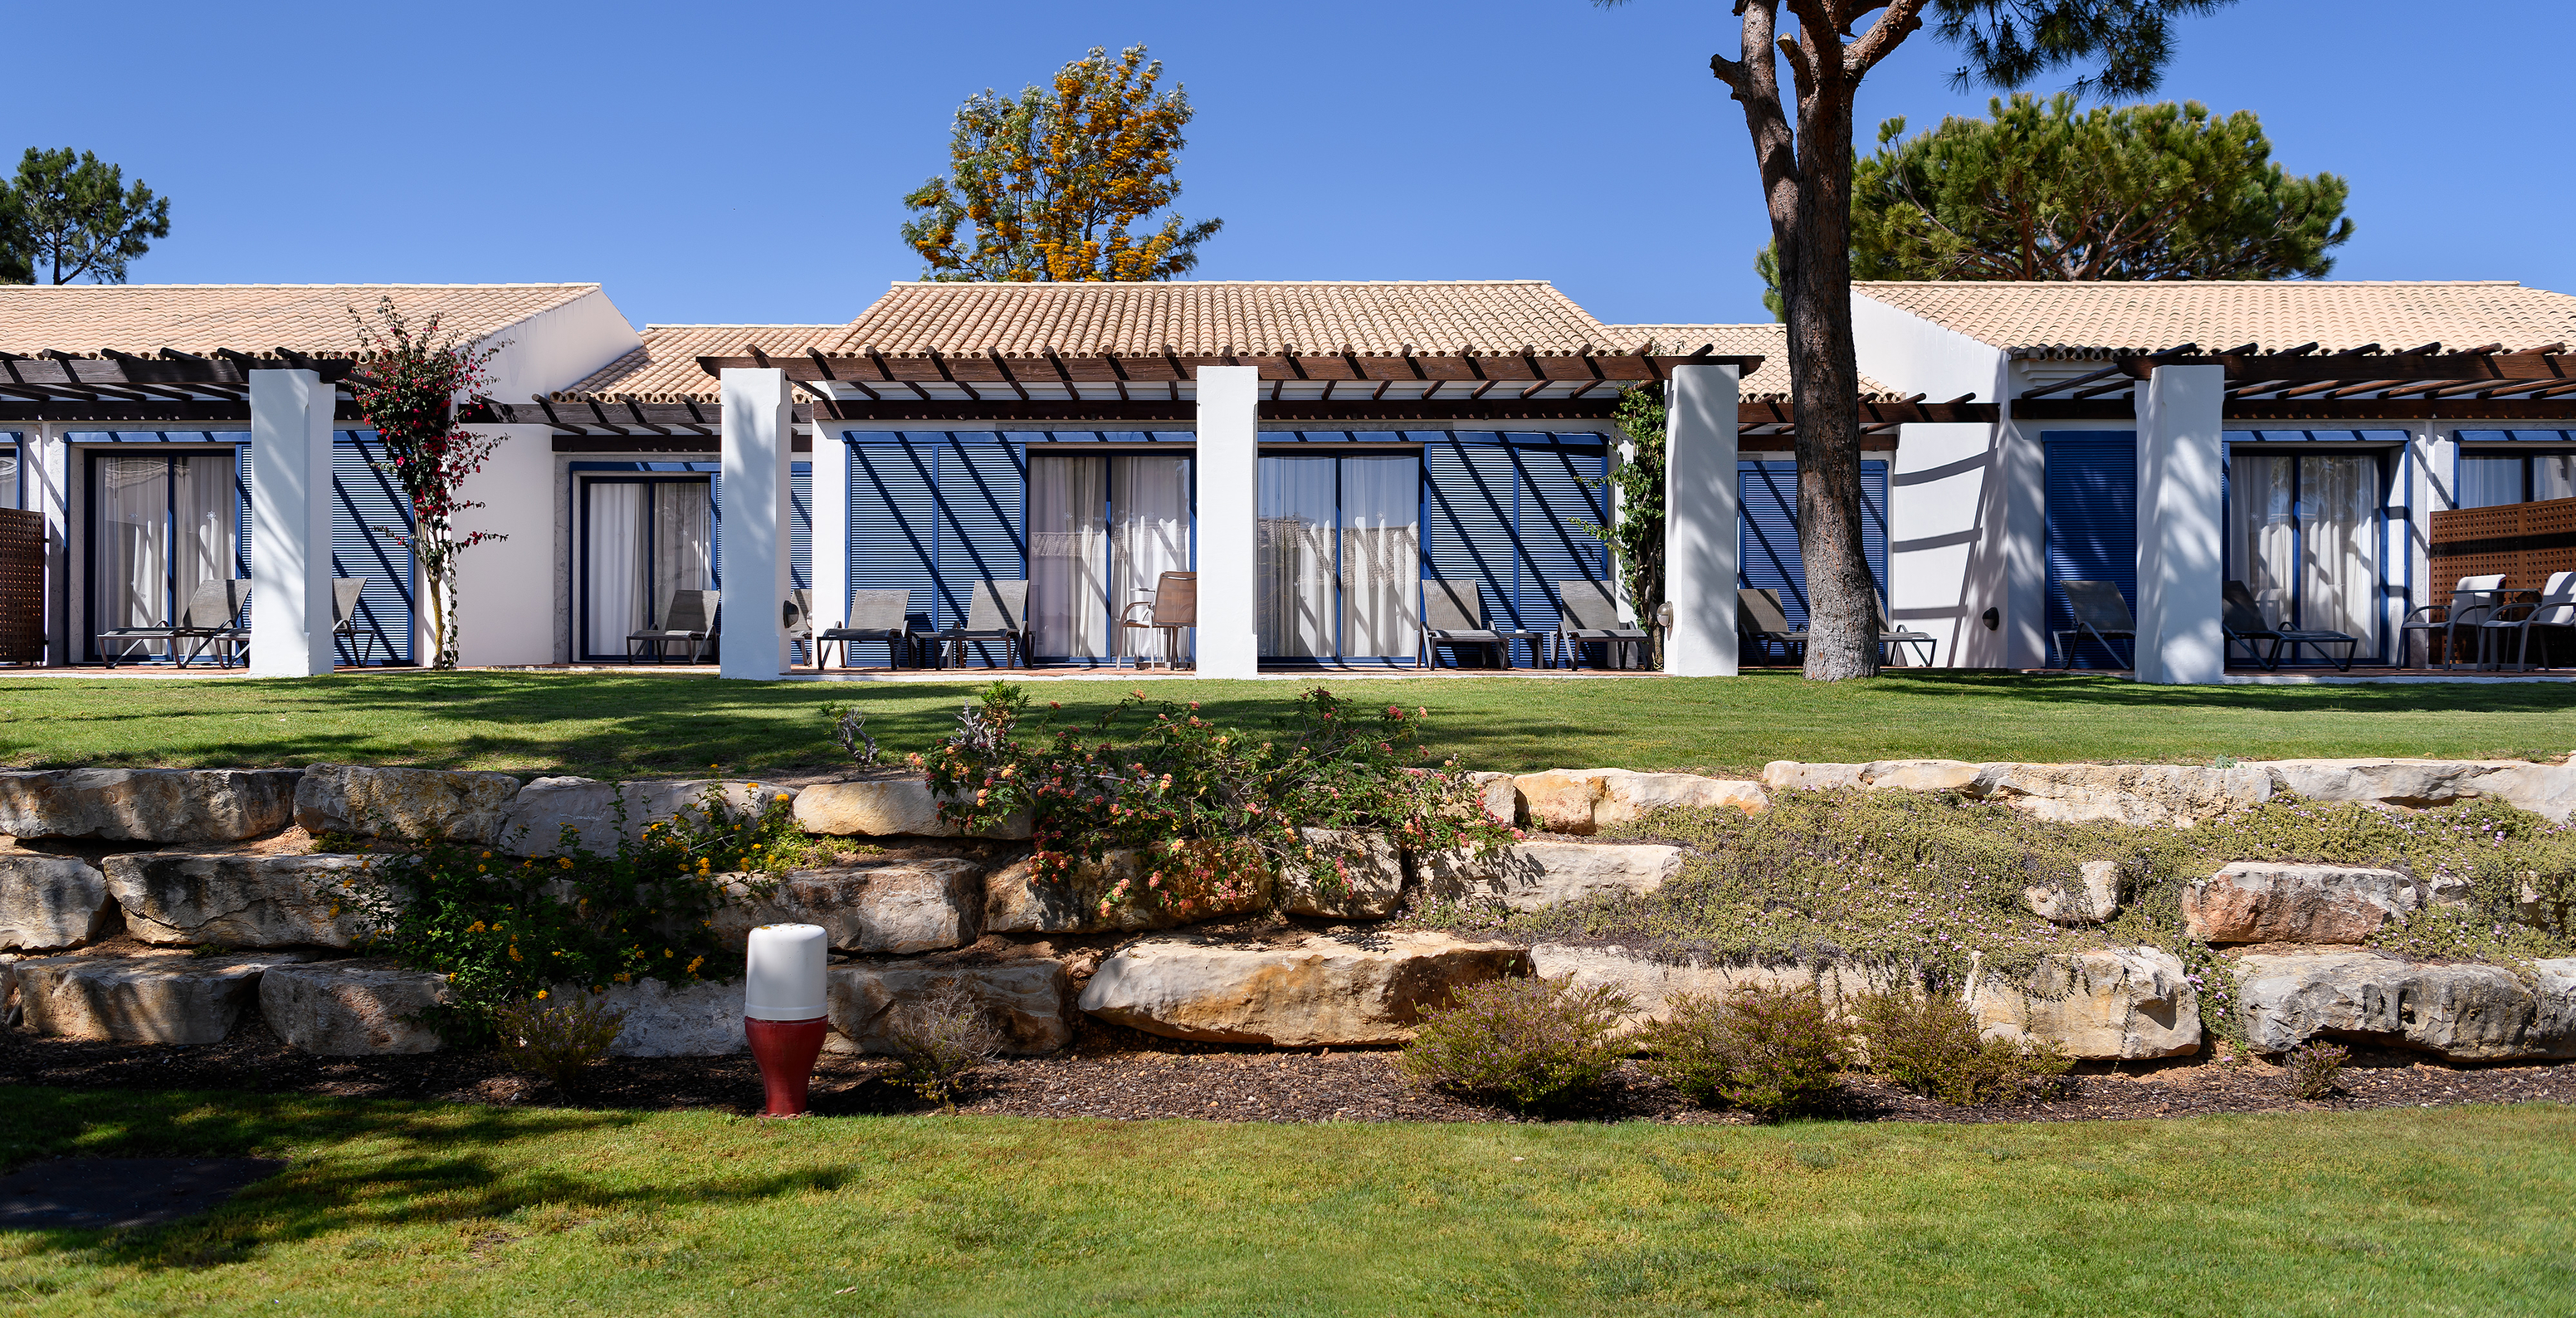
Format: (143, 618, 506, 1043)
(830, 280, 1623, 359)
(1603, 322, 1904, 400)
(557, 325, 847, 402)
(0, 282, 601, 359)
(1853, 280, 2576, 359)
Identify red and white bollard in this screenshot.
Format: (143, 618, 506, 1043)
(744, 923, 828, 1118)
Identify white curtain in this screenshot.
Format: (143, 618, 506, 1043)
(1258, 456, 1337, 657)
(2228, 455, 2295, 626)
(1029, 455, 1109, 657)
(97, 456, 169, 649)
(585, 482, 645, 657)
(2456, 456, 2525, 509)
(1112, 455, 1192, 660)
(0, 449, 17, 510)
(2538, 455, 2576, 502)
(1339, 456, 1419, 657)
(651, 481, 714, 623)
(173, 454, 232, 618)
(2299, 455, 2378, 642)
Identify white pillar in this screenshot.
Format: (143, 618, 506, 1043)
(1663, 364, 1740, 676)
(809, 423, 849, 662)
(720, 369, 792, 681)
(248, 369, 337, 677)
(449, 423, 555, 667)
(1193, 365, 1259, 679)
(2134, 364, 2225, 685)
(32, 426, 70, 665)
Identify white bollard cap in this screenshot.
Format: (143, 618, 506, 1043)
(744, 923, 827, 1021)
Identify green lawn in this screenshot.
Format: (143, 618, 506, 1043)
(2, 1089, 2568, 1316)
(2, 671, 2571, 779)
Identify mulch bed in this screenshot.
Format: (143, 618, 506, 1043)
(5, 1016, 2571, 1126)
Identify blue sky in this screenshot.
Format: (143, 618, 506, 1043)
(7, 1, 2566, 330)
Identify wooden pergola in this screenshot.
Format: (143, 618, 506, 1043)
(0, 348, 372, 423)
(2017, 344, 2576, 420)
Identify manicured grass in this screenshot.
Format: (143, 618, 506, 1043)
(2, 1088, 2569, 1316)
(2, 670, 2573, 779)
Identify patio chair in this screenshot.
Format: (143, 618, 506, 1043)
(2475, 570, 2576, 671)
(627, 588, 720, 663)
(187, 578, 252, 668)
(98, 578, 241, 669)
(2222, 580, 2362, 672)
(931, 580, 1031, 668)
(330, 578, 383, 667)
(2398, 575, 2506, 669)
(1870, 595, 1939, 667)
(817, 588, 915, 669)
(2053, 581, 2136, 670)
(1550, 580, 1648, 670)
(1736, 588, 1808, 665)
(1421, 578, 1506, 668)
(783, 589, 813, 666)
(1115, 571, 1196, 671)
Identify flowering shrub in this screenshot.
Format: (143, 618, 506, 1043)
(2282, 1039, 2349, 1099)
(914, 682, 1512, 919)
(346, 784, 797, 1042)
(346, 296, 508, 670)
(1399, 975, 1632, 1113)
(1638, 984, 1848, 1119)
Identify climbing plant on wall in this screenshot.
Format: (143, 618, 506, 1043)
(346, 296, 505, 670)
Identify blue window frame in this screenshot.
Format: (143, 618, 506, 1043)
(570, 461, 813, 662)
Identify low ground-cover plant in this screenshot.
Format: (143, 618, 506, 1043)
(1852, 992, 2071, 1106)
(2283, 1040, 2349, 1100)
(912, 682, 1514, 920)
(494, 993, 628, 1093)
(1400, 975, 1632, 1113)
(347, 785, 797, 1042)
(1638, 984, 1848, 1120)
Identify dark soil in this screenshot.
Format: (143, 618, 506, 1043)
(4, 1015, 2569, 1126)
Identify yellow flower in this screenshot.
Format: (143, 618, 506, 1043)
(536, 988, 549, 999)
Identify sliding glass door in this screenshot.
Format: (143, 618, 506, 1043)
(580, 476, 714, 660)
(1256, 453, 1421, 661)
(1026, 452, 1193, 661)
(2227, 452, 2385, 657)
(89, 450, 241, 661)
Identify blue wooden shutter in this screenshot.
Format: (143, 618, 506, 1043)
(847, 437, 940, 651)
(1736, 460, 1891, 652)
(932, 434, 1027, 662)
(2042, 431, 2137, 668)
(790, 461, 812, 591)
(1422, 433, 1520, 661)
(330, 432, 415, 665)
(1510, 437, 1612, 637)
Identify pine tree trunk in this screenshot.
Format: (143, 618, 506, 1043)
(1781, 101, 1879, 682)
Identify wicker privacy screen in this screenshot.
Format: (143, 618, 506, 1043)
(0, 508, 41, 663)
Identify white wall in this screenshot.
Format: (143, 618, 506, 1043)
(451, 424, 559, 666)
(1889, 422, 2006, 667)
(476, 288, 642, 404)
(1851, 293, 2010, 403)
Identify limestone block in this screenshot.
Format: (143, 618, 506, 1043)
(258, 960, 448, 1055)
(294, 763, 521, 844)
(1464, 772, 1520, 827)
(715, 860, 983, 954)
(1276, 829, 1406, 920)
(15, 949, 321, 1044)
(497, 778, 799, 855)
(1512, 769, 1764, 835)
(789, 779, 1030, 839)
(0, 769, 299, 843)
(1412, 842, 1681, 911)
(2233, 949, 2575, 1061)
(2022, 860, 2122, 925)
(102, 853, 378, 949)
(1526, 943, 1909, 1034)
(2183, 862, 2437, 945)
(1760, 760, 1980, 793)
(981, 846, 1269, 935)
(0, 853, 117, 950)
(1968, 762, 2273, 827)
(562, 977, 748, 1057)
(1078, 930, 1531, 1046)
(826, 955, 1072, 1055)
(1970, 946, 2201, 1060)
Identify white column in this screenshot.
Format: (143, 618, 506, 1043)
(449, 423, 555, 667)
(809, 423, 850, 661)
(2134, 364, 2225, 685)
(1193, 365, 1259, 679)
(32, 426, 70, 665)
(248, 369, 337, 676)
(1663, 364, 1740, 676)
(720, 369, 793, 681)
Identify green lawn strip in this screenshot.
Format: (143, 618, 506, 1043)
(2, 671, 2573, 779)
(2, 1088, 2569, 1316)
